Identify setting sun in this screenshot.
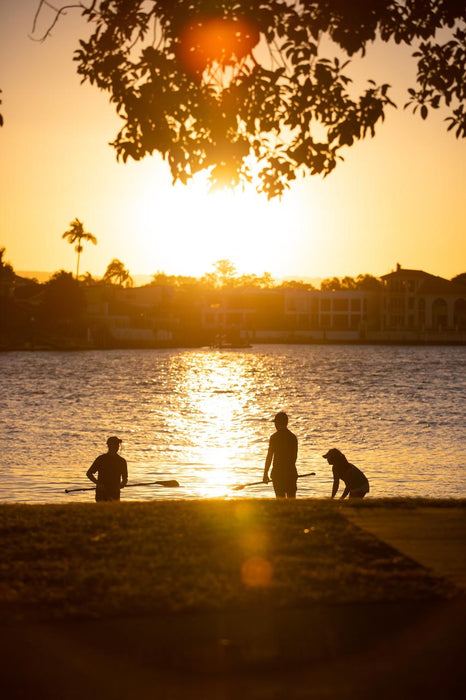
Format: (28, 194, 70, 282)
(1, 2, 465, 282)
(118, 174, 308, 277)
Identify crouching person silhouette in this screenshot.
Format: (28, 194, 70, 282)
(86, 436, 128, 502)
(323, 448, 369, 499)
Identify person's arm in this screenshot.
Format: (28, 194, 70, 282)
(331, 465, 339, 498)
(340, 485, 350, 499)
(86, 461, 98, 485)
(120, 459, 128, 489)
(263, 440, 273, 483)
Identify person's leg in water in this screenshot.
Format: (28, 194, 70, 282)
(273, 478, 297, 499)
(95, 485, 120, 502)
(273, 481, 286, 498)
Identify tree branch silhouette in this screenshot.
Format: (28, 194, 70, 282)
(32, 1, 465, 197)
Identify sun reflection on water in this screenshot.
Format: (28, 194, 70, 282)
(201, 465, 231, 497)
(170, 351, 260, 497)
(3, 345, 463, 503)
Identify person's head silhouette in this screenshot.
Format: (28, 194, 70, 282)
(273, 411, 288, 429)
(106, 436, 122, 453)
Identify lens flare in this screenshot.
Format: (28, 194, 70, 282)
(241, 556, 273, 587)
(176, 16, 260, 77)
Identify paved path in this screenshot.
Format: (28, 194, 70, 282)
(346, 507, 466, 590)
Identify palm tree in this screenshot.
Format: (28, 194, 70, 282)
(103, 259, 133, 288)
(62, 218, 97, 280)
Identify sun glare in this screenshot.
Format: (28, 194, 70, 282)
(201, 464, 232, 497)
(168, 352, 258, 497)
(120, 172, 306, 278)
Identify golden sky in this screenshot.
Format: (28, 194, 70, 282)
(1, 1, 465, 281)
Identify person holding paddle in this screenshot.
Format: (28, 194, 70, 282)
(263, 411, 298, 498)
(86, 436, 128, 502)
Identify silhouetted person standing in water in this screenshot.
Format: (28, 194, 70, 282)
(86, 436, 128, 502)
(263, 412, 298, 498)
(323, 448, 369, 499)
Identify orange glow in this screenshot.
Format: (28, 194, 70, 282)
(241, 556, 273, 587)
(176, 17, 260, 76)
(2, 4, 465, 282)
(200, 465, 231, 498)
(234, 502, 256, 522)
(241, 531, 268, 553)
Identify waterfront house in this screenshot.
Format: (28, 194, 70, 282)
(381, 264, 466, 339)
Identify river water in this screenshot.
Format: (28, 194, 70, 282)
(1, 345, 465, 503)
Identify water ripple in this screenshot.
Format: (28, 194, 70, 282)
(0, 345, 465, 503)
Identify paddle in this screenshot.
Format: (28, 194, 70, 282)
(65, 479, 180, 493)
(232, 472, 316, 491)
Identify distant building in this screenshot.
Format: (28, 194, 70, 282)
(284, 288, 380, 339)
(381, 264, 466, 333)
(83, 284, 175, 346)
(78, 266, 466, 347)
(201, 288, 282, 344)
(196, 267, 466, 344)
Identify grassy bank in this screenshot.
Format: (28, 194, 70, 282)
(1, 499, 462, 624)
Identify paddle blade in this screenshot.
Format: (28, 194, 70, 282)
(156, 480, 180, 488)
(231, 480, 264, 491)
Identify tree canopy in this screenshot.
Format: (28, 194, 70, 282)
(103, 258, 134, 286)
(35, 1, 465, 197)
(451, 272, 466, 287)
(41, 270, 85, 321)
(61, 217, 97, 279)
(0, 247, 15, 283)
(320, 273, 382, 291)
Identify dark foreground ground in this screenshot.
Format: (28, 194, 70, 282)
(0, 498, 464, 699)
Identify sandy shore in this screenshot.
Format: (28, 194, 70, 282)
(0, 499, 464, 699)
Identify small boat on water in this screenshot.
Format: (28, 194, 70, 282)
(210, 337, 252, 349)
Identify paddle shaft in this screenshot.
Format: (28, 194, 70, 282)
(232, 472, 315, 491)
(65, 479, 179, 494)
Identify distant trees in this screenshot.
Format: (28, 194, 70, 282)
(61, 218, 97, 280)
(150, 260, 275, 290)
(208, 259, 238, 288)
(79, 271, 99, 286)
(149, 262, 385, 292)
(0, 247, 15, 286)
(33, 1, 466, 197)
(0, 248, 16, 336)
(320, 274, 382, 291)
(41, 270, 85, 325)
(277, 279, 315, 291)
(451, 272, 466, 287)
(151, 271, 200, 288)
(103, 258, 134, 287)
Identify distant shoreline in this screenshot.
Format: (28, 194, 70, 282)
(2, 339, 466, 352)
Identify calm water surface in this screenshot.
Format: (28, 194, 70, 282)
(1, 345, 465, 503)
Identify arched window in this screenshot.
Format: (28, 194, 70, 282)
(432, 298, 448, 331)
(453, 298, 466, 330)
(418, 298, 425, 329)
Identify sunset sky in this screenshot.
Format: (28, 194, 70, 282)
(1, 1, 465, 282)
